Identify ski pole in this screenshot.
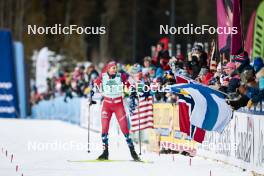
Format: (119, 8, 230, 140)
(87, 100, 91, 153)
(87, 88, 96, 153)
(137, 95, 142, 155)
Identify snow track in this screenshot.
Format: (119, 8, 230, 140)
(0, 118, 252, 176)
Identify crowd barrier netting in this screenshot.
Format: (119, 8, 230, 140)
(31, 96, 264, 174)
(31, 96, 81, 124)
(31, 95, 120, 133)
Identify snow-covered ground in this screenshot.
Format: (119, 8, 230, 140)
(0, 118, 252, 176)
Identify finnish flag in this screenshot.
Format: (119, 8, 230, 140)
(170, 83, 233, 133)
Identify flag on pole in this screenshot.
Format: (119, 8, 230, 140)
(217, 0, 243, 56)
(130, 96, 154, 132)
(245, 11, 256, 59)
(175, 75, 205, 143)
(231, 0, 243, 56)
(169, 83, 233, 133)
(217, 0, 232, 54)
(178, 94, 205, 143)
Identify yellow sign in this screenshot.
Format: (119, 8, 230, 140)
(149, 103, 197, 154)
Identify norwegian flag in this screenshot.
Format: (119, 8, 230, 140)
(175, 74, 206, 143)
(130, 96, 154, 132)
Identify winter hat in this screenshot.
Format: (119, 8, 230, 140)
(130, 64, 142, 74)
(107, 61, 117, 69)
(253, 57, 264, 73)
(101, 61, 117, 73)
(232, 51, 249, 63)
(193, 43, 203, 52)
(223, 62, 236, 70)
(143, 56, 152, 62)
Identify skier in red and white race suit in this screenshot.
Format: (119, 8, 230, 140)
(94, 61, 140, 161)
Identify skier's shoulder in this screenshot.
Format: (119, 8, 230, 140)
(102, 72, 108, 78)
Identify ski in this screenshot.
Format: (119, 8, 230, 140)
(67, 159, 153, 164)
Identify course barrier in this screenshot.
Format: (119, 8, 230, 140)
(198, 111, 264, 175)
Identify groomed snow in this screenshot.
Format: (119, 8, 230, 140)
(0, 118, 252, 176)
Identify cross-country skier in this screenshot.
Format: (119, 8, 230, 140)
(94, 61, 140, 161)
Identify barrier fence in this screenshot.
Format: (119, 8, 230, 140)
(31, 96, 264, 175)
(198, 111, 264, 175)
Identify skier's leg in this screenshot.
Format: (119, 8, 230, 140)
(98, 101, 113, 160)
(114, 101, 140, 161)
(114, 101, 129, 135)
(101, 104, 113, 135)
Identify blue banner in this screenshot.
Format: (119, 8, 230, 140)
(0, 30, 19, 118)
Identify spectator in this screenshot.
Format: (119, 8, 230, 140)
(228, 52, 256, 110)
(31, 40, 263, 113)
(196, 67, 214, 85)
(223, 62, 240, 93)
(142, 56, 152, 76)
(152, 42, 170, 70)
(144, 65, 157, 83)
(192, 43, 208, 68)
(85, 65, 99, 85)
(247, 57, 264, 108)
(176, 54, 185, 69)
(190, 55, 201, 79)
(233, 51, 254, 80)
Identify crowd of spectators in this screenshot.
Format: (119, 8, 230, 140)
(31, 64, 99, 104)
(31, 40, 264, 110)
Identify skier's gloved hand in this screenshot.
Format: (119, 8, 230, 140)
(129, 88, 137, 99)
(138, 91, 144, 97)
(89, 100, 97, 106)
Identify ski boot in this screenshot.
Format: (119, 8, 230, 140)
(97, 145, 109, 160)
(124, 134, 141, 161)
(129, 145, 141, 161)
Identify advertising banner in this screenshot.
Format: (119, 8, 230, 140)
(0, 30, 19, 118)
(198, 111, 264, 175)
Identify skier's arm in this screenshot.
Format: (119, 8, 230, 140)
(121, 73, 130, 88)
(94, 73, 102, 86)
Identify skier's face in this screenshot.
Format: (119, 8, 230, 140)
(108, 65, 117, 75)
